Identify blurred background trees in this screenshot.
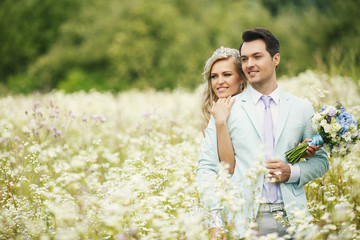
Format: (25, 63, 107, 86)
(0, 0, 359, 94)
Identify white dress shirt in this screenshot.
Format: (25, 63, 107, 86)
(249, 85, 301, 203)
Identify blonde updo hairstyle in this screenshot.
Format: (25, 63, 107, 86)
(200, 46, 247, 131)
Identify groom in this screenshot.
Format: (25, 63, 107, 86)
(197, 27, 329, 238)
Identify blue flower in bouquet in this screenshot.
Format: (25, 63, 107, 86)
(286, 103, 360, 164)
(336, 111, 358, 136)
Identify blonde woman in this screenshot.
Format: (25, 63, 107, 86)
(200, 46, 246, 175)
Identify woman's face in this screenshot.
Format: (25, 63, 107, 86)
(210, 58, 242, 98)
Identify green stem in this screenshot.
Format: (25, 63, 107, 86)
(286, 143, 309, 164)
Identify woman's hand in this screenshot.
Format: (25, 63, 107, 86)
(211, 96, 235, 125)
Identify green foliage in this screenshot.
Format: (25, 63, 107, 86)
(25, 0, 272, 92)
(0, 0, 359, 93)
(7, 73, 40, 94)
(0, 0, 81, 84)
(58, 68, 109, 93)
(268, 0, 360, 80)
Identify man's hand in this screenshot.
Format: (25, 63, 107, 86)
(265, 159, 291, 183)
(210, 228, 227, 240)
(302, 138, 322, 158)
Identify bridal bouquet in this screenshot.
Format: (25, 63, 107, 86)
(286, 102, 360, 164)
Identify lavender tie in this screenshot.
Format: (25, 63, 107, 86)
(261, 95, 277, 203)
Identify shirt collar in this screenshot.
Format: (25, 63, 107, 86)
(249, 85, 280, 105)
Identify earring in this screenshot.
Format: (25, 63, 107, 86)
(241, 83, 244, 90)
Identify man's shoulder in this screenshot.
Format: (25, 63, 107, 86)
(233, 88, 251, 101)
(282, 90, 312, 108)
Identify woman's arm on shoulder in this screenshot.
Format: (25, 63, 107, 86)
(212, 96, 236, 174)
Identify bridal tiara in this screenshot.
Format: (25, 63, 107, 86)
(211, 46, 241, 59)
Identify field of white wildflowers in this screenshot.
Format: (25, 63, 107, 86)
(0, 71, 360, 240)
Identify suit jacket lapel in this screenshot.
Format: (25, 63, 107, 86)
(275, 89, 291, 146)
(240, 89, 263, 141)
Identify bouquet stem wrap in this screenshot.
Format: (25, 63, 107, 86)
(285, 134, 324, 165)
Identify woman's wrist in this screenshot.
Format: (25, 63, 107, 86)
(215, 119, 227, 127)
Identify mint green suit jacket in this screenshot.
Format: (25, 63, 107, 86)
(196, 88, 329, 237)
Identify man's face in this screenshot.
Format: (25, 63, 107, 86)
(240, 39, 279, 87)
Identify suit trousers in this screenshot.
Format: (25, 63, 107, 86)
(256, 205, 291, 238)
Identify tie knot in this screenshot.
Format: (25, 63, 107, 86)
(261, 95, 272, 109)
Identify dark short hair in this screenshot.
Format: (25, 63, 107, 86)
(239, 27, 279, 57)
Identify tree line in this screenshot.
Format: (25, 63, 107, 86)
(0, 0, 359, 94)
